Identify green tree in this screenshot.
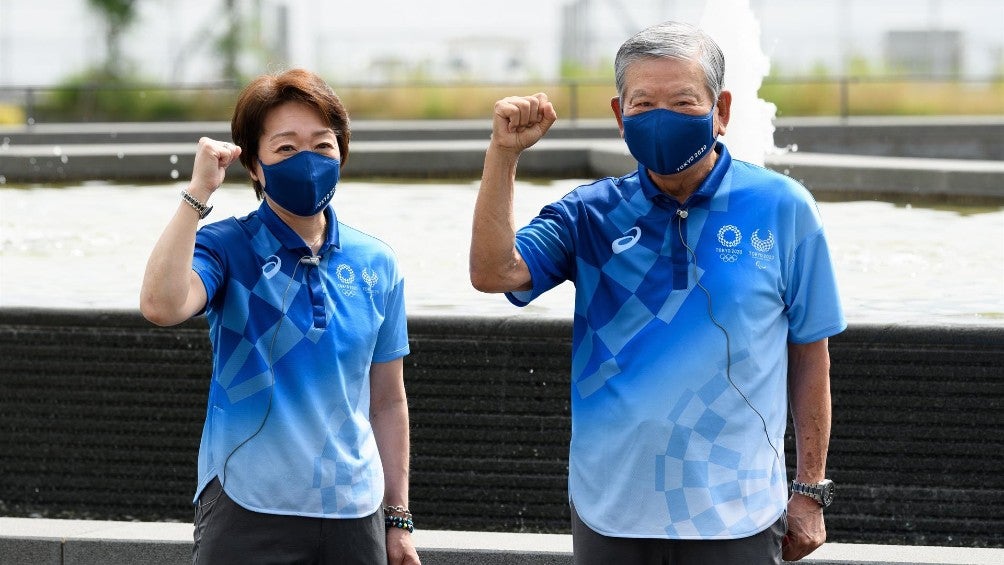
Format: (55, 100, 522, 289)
(217, 0, 239, 85)
(86, 0, 139, 79)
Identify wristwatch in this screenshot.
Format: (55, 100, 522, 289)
(181, 189, 214, 219)
(791, 479, 835, 508)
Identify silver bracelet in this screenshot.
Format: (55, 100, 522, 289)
(181, 189, 213, 219)
(383, 504, 412, 519)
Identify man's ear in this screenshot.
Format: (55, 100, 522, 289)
(715, 91, 732, 137)
(611, 96, 625, 137)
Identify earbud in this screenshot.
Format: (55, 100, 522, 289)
(677, 209, 689, 219)
(300, 256, 320, 266)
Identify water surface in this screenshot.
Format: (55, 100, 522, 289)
(1, 180, 1002, 326)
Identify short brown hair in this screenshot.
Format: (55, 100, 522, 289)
(231, 68, 351, 200)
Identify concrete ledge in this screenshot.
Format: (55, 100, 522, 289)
(588, 145, 1004, 201)
(3, 135, 1001, 203)
(0, 119, 618, 145)
(772, 116, 1004, 161)
(2, 117, 1002, 202)
(2, 518, 1002, 565)
(0, 139, 610, 182)
(0, 518, 191, 565)
(766, 151, 1004, 201)
(3, 116, 1001, 158)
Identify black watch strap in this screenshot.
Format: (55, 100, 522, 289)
(181, 190, 213, 219)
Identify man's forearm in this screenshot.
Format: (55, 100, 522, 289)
(469, 144, 529, 292)
(788, 339, 832, 482)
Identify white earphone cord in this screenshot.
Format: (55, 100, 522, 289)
(218, 257, 311, 489)
(676, 213, 781, 465)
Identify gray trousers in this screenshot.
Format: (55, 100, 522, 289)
(571, 503, 785, 565)
(192, 478, 386, 565)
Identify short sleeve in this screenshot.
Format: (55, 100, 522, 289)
(784, 228, 847, 343)
(372, 273, 410, 363)
(192, 226, 226, 311)
(506, 204, 575, 306)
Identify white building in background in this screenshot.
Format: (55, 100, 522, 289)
(0, 0, 1001, 87)
(444, 37, 530, 83)
(885, 30, 964, 77)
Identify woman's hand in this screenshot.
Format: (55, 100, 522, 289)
(188, 137, 241, 202)
(387, 527, 420, 564)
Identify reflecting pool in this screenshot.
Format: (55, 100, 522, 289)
(1, 180, 1002, 326)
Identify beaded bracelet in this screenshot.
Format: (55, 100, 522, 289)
(385, 514, 414, 533)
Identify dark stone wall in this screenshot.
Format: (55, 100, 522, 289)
(818, 324, 1004, 546)
(0, 309, 208, 521)
(0, 308, 1001, 547)
(404, 317, 573, 534)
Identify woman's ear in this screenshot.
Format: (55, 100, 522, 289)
(249, 160, 263, 187)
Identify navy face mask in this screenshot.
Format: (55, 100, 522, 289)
(622, 106, 717, 175)
(259, 151, 341, 216)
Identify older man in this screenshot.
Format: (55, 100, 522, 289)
(470, 21, 844, 564)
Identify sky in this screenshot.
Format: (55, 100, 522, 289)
(0, 0, 1001, 86)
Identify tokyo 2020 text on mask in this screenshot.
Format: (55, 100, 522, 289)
(260, 151, 341, 216)
(622, 107, 717, 175)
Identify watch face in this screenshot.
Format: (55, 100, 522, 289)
(820, 480, 835, 507)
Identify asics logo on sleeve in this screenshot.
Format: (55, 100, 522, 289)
(611, 227, 642, 255)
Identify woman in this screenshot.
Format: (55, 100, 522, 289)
(141, 69, 420, 565)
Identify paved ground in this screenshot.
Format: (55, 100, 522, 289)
(2, 517, 1002, 565)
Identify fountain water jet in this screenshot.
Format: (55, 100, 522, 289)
(700, 0, 779, 166)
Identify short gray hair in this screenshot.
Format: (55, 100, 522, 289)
(614, 21, 725, 103)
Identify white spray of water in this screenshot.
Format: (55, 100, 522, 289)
(699, 0, 778, 166)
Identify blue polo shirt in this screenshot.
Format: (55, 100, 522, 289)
(191, 200, 409, 518)
(508, 144, 845, 539)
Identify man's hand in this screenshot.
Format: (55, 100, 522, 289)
(387, 527, 420, 565)
(489, 93, 558, 155)
(782, 493, 826, 561)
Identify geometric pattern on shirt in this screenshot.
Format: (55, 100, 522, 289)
(573, 261, 707, 400)
(655, 350, 781, 538)
(218, 256, 309, 407)
(314, 404, 379, 515)
(571, 199, 715, 401)
(217, 239, 323, 405)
